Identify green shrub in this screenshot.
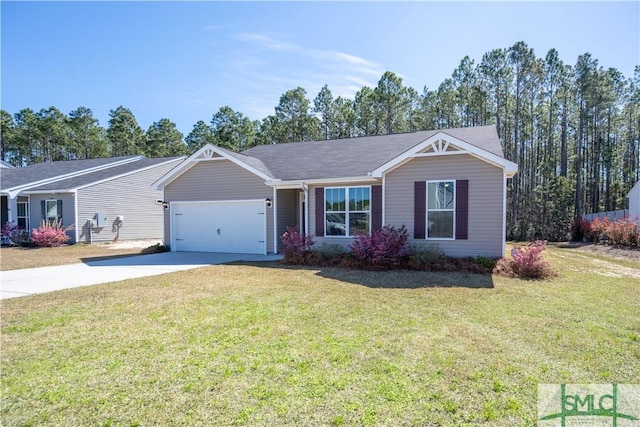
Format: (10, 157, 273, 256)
(474, 256, 497, 269)
(311, 243, 346, 261)
(408, 242, 446, 265)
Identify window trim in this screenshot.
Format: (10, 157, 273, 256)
(426, 180, 456, 240)
(324, 185, 372, 237)
(17, 201, 30, 230)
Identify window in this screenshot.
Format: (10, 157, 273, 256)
(17, 202, 29, 230)
(427, 181, 455, 239)
(325, 186, 370, 236)
(41, 199, 62, 225)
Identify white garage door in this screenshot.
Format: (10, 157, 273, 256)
(172, 200, 267, 254)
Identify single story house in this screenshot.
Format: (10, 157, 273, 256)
(629, 180, 640, 222)
(153, 125, 518, 257)
(1, 155, 184, 244)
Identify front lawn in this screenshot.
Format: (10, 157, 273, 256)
(1, 245, 638, 426)
(0, 244, 145, 271)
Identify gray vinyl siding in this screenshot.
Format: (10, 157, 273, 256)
(163, 160, 275, 252)
(28, 193, 76, 243)
(308, 180, 380, 248)
(76, 161, 179, 243)
(276, 189, 300, 250)
(385, 154, 504, 257)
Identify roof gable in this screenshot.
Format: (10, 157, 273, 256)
(370, 130, 518, 178)
(153, 144, 274, 189)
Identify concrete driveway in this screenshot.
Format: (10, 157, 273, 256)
(0, 252, 282, 300)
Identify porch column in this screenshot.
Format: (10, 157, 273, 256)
(7, 195, 18, 224)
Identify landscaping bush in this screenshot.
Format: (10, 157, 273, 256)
(311, 243, 346, 262)
(407, 242, 446, 266)
(31, 219, 69, 247)
(474, 256, 498, 270)
(605, 217, 639, 247)
(280, 226, 314, 264)
(141, 243, 170, 254)
(349, 224, 408, 269)
(584, 217, 639, 248)
(587, 217, 610, 243)
(571, 217, 591, 241)
(494, 240, 556, 280)
(1, 221, 31, 246)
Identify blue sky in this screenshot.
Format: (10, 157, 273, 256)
(2, 1, 638, 136)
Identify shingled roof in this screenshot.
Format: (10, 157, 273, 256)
(25, 157, 183, 192)
(1, 156, 141, 190)
(241, 125, 504, 181)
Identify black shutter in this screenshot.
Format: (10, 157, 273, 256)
(41, 200, 46, 222)
(315, 187, 324, 237)
(414, 181, 426, 239)
(455, 180, 468, 240)
(371, 185, 382, 231)
(57, 200, 63, 227)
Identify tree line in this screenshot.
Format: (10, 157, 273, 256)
(1, 41, 638, 241)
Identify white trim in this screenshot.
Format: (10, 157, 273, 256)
(303, 184, 309, 237)
(502, 173, 508, 257)
(4, 156, 143, 198)
(412, 151, 470, 157)
(153, 144, 273, 190)
(324, 185, 372, 238)
(267, 176, 378, 188)
(272, 187, 278, 254)
(169, 199, 267, 255)
(370, 132, 518, 178)
(381, 174, 386, 227)
(73, 189, 79, 243)
(425, 180, 456, 241)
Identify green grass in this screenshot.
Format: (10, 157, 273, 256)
(0, 244, 144, 271)
(1, 245, 638, 426)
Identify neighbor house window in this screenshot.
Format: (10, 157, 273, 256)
(427, 181, 455, 239)
(41, 199, 62, 225)
(17, 202, 29, 230)
(325, 186, 370, 236)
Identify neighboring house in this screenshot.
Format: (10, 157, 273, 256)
(1, 155, 184, 244)
(0, 160, 15, 169)
(629, 180, 640, 222)
(154, 125, 518, 258)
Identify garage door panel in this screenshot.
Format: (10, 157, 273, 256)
(172, 201, 266, 254)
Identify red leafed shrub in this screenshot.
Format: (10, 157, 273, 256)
(494, 240, 556, 280)
(588, 217, 611, 243)
(605, 218, 639, 247)
(31, 219, 69, 247)
(349, 224, 408, 269)
(571, 217, 591, 241)
(585, 216, 639, 248)
(280, 226, 314, 264)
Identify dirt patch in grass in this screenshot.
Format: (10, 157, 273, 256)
(555, 241, 640, 263)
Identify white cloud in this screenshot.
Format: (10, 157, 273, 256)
(222, 32, 385, 117)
